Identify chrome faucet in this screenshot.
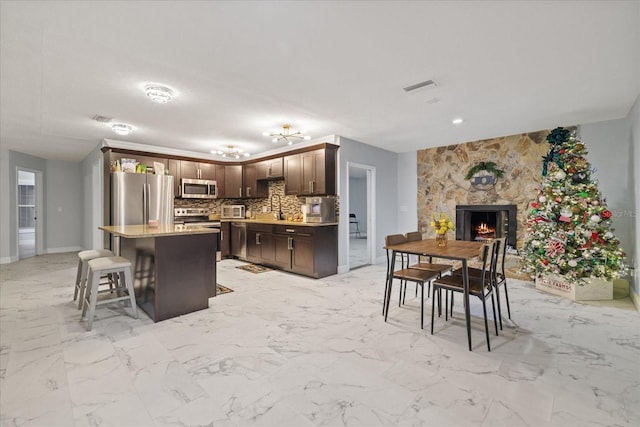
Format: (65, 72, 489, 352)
(270, 194, 282, 220)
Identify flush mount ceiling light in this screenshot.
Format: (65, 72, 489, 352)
(144, 84, 174, 103)
(213, 145, 250, 159)
(111, 123, 133, 136)
(452, 118, 464, 125)
(262, 124, 311, 145)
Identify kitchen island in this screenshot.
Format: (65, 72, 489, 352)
(100, 224, 219, 322)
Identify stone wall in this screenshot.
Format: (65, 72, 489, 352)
(417, 129, 554, 249)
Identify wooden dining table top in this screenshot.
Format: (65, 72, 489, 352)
(384, 238, 485, 260)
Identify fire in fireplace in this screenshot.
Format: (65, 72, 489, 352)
(456, 205, 517, 249)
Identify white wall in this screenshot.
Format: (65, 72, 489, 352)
(629, 95, 640, 303)
(44, 159, 83, 253)
(579, 118, 636, 292)
(0, 149, 84, 263)
(0, 148, 11, 263)
(396, 151, 418, 233)
(338, 137, 397, 270)
(81, 143, 104, 250)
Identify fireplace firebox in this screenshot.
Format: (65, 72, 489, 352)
(455, 205, 517, 249)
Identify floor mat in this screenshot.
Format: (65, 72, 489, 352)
(216, 284, 234, 295)
(235, 263, 273, 274)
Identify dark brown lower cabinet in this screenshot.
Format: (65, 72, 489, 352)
(220, 222, 230, 258)
(242, 223, 337, 278)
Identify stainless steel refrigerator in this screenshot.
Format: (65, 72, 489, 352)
(111, 172, 174, 226)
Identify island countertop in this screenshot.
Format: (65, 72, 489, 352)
(99, 224, 220, 238)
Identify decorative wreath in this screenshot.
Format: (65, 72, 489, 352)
(465, 162, 505, 180)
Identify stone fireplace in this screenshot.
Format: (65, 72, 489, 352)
(455, 204, 517, 249)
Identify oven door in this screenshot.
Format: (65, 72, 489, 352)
(185, 222, 222, 261)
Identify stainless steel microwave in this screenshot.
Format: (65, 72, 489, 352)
(180, 178, 217, 199)
(221, 205, 245, 219)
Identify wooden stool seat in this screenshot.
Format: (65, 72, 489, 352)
(74, 249, 114, 309)
(82, 256, 138, 331)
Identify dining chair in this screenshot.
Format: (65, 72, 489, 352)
(401, 231, 453, 304)
(349, 213, 361, 238)
(430, 241, 499, 351)
(451, 237, 509, 329)
(384, 234, 440, 329)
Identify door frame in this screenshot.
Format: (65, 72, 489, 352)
(346, 161, 376, 270)
(16, 167, 44, 258)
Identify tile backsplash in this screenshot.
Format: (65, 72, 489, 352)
(174, 179, 339, 218)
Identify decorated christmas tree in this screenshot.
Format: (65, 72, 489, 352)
(521, 127, 626, 284)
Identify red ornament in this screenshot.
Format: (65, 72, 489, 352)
(555, 197, 562, 203)
(542, 259, 549, 265)
(531, 202, 539, 209)
(559, 149, 565, 154)
(601, 210, 612, 219)
(568, 168, 576, 173)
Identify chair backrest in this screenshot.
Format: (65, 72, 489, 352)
(385, 234, 406, 246)
(496, 236, 507, 276)
(478, 240, 499, 288)
(349, 213, 356, 219)
(405, 231, 423, 242)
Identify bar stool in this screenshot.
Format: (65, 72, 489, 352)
(82, 256, 138, 331)
(74, 249, 114, 309)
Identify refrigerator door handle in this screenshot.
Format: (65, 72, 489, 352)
(143, 183, 149, 224)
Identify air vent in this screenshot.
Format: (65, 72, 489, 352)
(92, 114, 113, 123)
(403, 79, 438, 92)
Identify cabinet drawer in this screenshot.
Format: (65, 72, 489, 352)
(273, 225, 313, 236)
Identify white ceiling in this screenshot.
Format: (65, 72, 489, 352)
(1, 1, 638, 162)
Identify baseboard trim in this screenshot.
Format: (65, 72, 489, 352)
(44, 246, 83, 254)
(630, 288, 640, 311)
(0, 255, 19, 264)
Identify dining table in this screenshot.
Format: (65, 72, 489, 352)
(383, 238, 485, 351)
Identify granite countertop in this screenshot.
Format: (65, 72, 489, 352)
(220, 218, 338, 227)
(99, 224, 220, 238)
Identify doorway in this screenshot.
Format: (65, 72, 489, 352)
(17, 169, 41, 259)
(347, 162, 375, 270)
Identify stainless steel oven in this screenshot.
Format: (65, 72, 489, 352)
(174, 208, 221, 260)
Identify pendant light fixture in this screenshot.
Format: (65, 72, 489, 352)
(262, 124, 311, 145)
(212, 145, 250, 159)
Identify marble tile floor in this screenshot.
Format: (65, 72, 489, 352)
(1, 252, 639, 427)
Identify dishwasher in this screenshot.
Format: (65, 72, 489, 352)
(230, 222, 247, 259)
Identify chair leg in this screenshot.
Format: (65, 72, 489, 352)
(123, 268, 138, 319)
(86, 270, 100, 331)
(420, 282, 424, 329)
(494, 284, 503, 330)
(490, 292, 499, 336)
(74, 259, 82, 301)
(481, 297, 491, 352)
(444, 291, 449, 321)
(503, 282, 512, 319)
(384, 280, 392, 322)
(430, 287, 436, 334)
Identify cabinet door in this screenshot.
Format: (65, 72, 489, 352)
(300, 151, 316, 195)
(225, 165, 243, 198)
(198, 163, 216, 180)
(215, 164, 226, 198)
(283, 154, 302, 195)
(256, 161, 270, 180)
(219, 222, 230, 258)
(243, 163, 259, 198)
(180, 161, 199, 179)
(291, 234, 314, 276)
(268, 158, 284, 178)
(273, 234, 292, 270)
(312, 150, 326, 194)
(259, 232, 275, 264)
(168, 159, 181, 197)
(246, 228, 262, 263)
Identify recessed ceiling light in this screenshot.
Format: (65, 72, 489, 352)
(111, 123, 133, 136)
(144, 84, 174, 103)
(452, 118, 464, 125)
